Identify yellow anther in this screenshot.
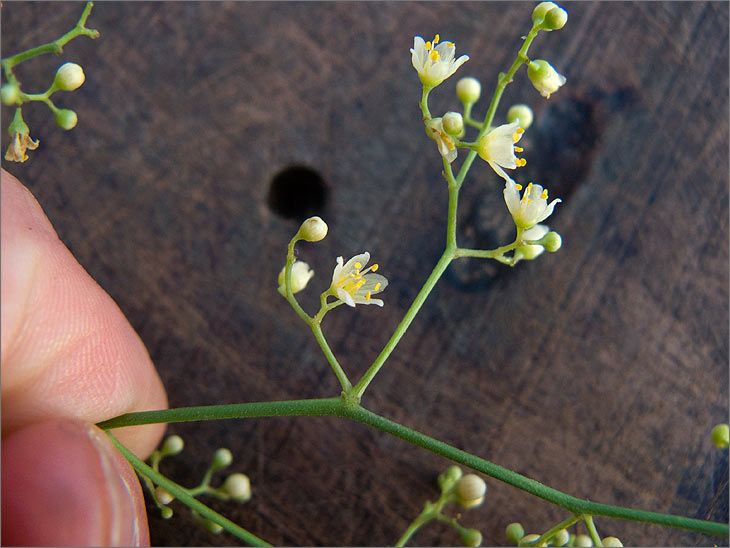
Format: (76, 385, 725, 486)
(365, 291, 372, 300)
(354, 262, 362, 269)
(541, 189, 548, 199)
(425, 41, 432, 50)
(371, 264, 379, 272)
(516, 127, 525, 134)
(516, 158, 527, 167)
(374, 282, 382, 291)
(430, 50, 440, 61)
(514, 146, 523, 153)
(515, 184, 523, 190)
(434, 34, 440, 44)
(356, 280, 366, 289)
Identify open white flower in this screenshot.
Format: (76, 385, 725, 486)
(278, 261, 314, 294)
(411, 34, 469, 89)
(476, 122, 526, 183)
(503, 181, 561, 229)
(330, 252, 388, 307)
(426, 117, 457, 163)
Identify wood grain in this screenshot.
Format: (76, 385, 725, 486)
(2, 2, 727, 546)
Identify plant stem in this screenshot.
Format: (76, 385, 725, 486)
(283, 237, 311, 324)
(534, 515, 582, 546)
(311, 323, 352, 392)
(2, 1, 99, 81)
(584, 515, 603, 547)
(106, 432, 270, 547)
(98, 400, 729, 538)
(396, 505, 436, 547)
(455, 25, 540, 188)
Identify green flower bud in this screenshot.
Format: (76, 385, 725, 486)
(204, 520, 224, 534)
(1, 83, 20, 106)
(161, 435, 185, 456)
(461, 528, 483, 547)
(518, 534, 542, 547)
(160, 506, 174, 519)
(505, 522, 525, 545)
(437, 465, 463, 492)
(55, 109, 78, 131)
(456, 77, 481, 105)
(507, 104, 534, 130)
(528, 60, 566, 99)
(553, 529, 570, 547)
(54, 62, 85, 91)
(155, 486, 174, 505)
(532, 2, 558, 23)
(543, 6, 568, 30)
(711, 423, 729, 449)
(299, 216, 328, 242)
(573, 534, 593, 547)
(443, 111, 464, 136)
(455, 474, 487, 508)
(212, 448, 233, 470)
(539, 231, 562, 252)
(223, 473, 252, 502)
(601, 537, 623, 547)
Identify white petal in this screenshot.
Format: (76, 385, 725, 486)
(342, 252, 370, 274)
(332, 256, 345, 284)
(503, 179, 521, 215)
(360, 273, 388, 294)
(490, 162, 515, 184)
(523, 224, 549, 241)
(445, 147, 458, 163)
(535, 198, 562, 223)
(336, 287, 356, 307)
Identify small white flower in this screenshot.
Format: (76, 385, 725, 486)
(411, 34, 469, 89)
(516, 224, 550, 261)
(426, 117, 458, 163)
(54, 62, 86, 91)
(330, 252, 388, 307)
(278, 261, 314, 294)
(503, 180, 561, 229)
(476, 122, 527, 182)
(527, 60, 566, 99)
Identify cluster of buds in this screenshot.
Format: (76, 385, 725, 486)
(506, 521, 623, 547)
(144, 435, 253, 531)
(2, 62, 86, 162)
(434, 466, 487, 547)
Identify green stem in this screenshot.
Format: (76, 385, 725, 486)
(311, 323, 352, 392)
(420, 87, 432, 121)
(97, 400, 729, 538)
(534, 515, 582, 546)
(396, 504, 436, 547)
(584, 515, 603, 547)
(455, 25, 540, 188)
(284, 237, 311, 324)
(106, 432, 270, 547)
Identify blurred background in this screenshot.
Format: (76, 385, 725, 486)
(2, 2, 728, 546)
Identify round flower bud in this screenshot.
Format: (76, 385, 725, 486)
(278, 261, 315, 294)
(161, 435, 185, 456)
(532, 2, 558, 22)
(456, 77, 481, 105)
(461, 528, 483, 547)
(223, 473, 252, 502)
(155, 486, 174, 505)
(55, 109, 78, 131)
(574, 534, 593, 547)
(518, 534, 542, 547)
(212, 448, 233, 470)
(505, 522, 525, 545)
(299, 216, 328, 242)
(456, 474, 487, 508)
(443, 112, 464, 136)
(1, 83, 20, 106)
(601, 537, 623, 547)
(437, 465, 463, 492)
(506, 104, 534, 131)
(204, 520, 224, 534)
(528, 60, 566, 99)
(160, 506, 174, 519)
(553, 528, 570, 547)
(543, 6, 568, 30)
(711, 423, 729, 449)
(54, 62, 86, 91)
(540, 231, 562, 252)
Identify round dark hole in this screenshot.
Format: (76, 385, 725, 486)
(268, 166, 328, 221)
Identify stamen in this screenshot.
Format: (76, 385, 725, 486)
(515, 184, 523, 190)
(516, 158, 527, 167)
(516, 127, 525, 134)
(514, 146, 523, 153)
(366, 291, 372, 300)
(430, 50, 440, 61)
(356, 280, 366, 289)
(541, 189, 548, 199)
(374, 282, 382, 291)
(354, 262, 362, 269)
(425, 41, 432, 50)
(371, 264, 379, 272)
(434, 34, 440, 44)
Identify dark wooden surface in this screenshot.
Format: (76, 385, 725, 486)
(2, 2, 728, 546)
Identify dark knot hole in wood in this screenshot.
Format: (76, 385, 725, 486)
(268, 165, 329, 222)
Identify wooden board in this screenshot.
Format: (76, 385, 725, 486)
(2, 2, 727, 546)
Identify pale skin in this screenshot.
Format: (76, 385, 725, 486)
(1, 169, 168, 545)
